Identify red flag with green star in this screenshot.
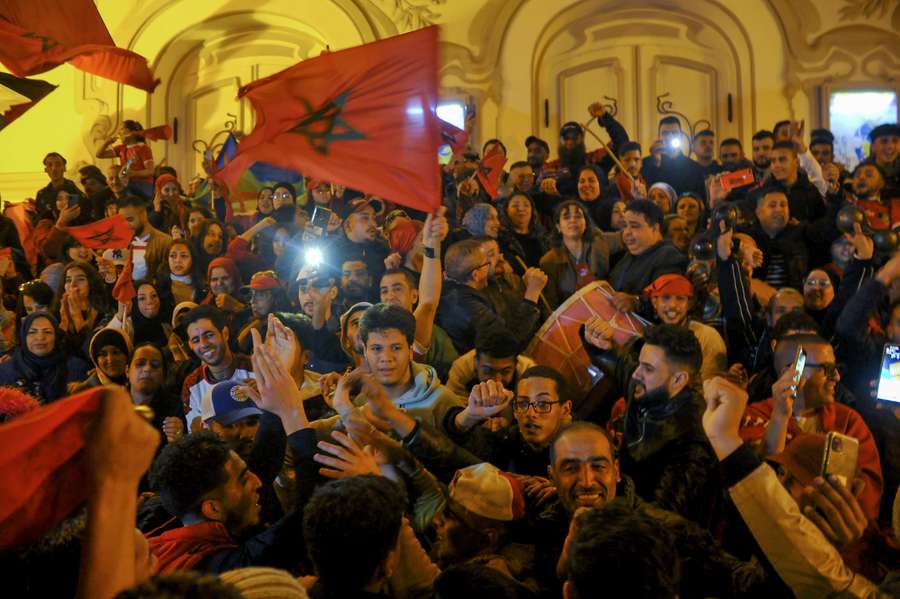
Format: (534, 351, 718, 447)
(63, 214, 132, 250)
(0, 0, 159, 92)
(214, 26, 441, 213)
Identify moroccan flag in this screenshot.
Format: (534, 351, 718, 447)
(0, 387, 102, 550)
(136, 124, 171, 141)
(63, 214, 132, 249)
(215, 26, 441, 213)
(2, 200, 36, 267)
(440, 120, 469, 156)
(112, 248, 135, 304)
(0, 72, 56, 132)
(0, 0, 159, 92)
(477, 144, 507, 199)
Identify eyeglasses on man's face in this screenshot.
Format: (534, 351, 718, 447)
(512, 399, 561, 414)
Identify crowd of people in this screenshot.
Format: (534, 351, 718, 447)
(0, 100, 899, 599)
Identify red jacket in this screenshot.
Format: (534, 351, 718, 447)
(739, 399, 883, 521)
(147, 520, 239, 574)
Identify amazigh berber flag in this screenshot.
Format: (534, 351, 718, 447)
(63, 214, 132, 249)
(0, 72, 56, 133)
(0, 0, 159, 92)
(215, 26, 442, 213)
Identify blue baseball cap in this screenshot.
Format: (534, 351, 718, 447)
(201, 380, 262, 425)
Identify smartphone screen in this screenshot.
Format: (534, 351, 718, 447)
(68, 193, 80, 209)
(791, 346, 807, 387)
(310, 206, 333, 230)
(876, 344, 900, 404)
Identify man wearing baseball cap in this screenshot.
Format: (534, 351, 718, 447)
(201, 379, 288, 525)
(538, 102, 629, 198)
(525, 135, 550, 173)
(644, 273, 727, 380)
(327, 196, 390, 292)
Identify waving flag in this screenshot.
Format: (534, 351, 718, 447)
(215, 26, 441, 213)
(440, 120, 469, 156)
(0, 0, 159, 92)
(0, 387, 102, 550)
(0, 72, 56, 133)
(2, 200, 36, 267)
(63, 214, 132, 249)
(112, 249, 135, 304)
(476, 144, 507, 199)
(136, 124, 171, 141)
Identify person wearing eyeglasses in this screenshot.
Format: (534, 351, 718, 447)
(738, 333, 883, 521)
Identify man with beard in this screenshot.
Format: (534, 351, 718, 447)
(329, 197, 390, 287)
(525, 135, 550, 173)
(119, 195, 172, 281)
(738, 334, 883, 521)
(640, 116, 706, 197)
(751, 130, 775, 179)
(340, 256, 374, 305)
(868, 123, 900, 200)
(847, 161, 897, 229)
(181, 305, 254, 432)
(147, 332, 318, 574)
(719, 138, 754, 172)
(644, 273, 727, 380)
(691, 129, 721, 177)
(539, 103, 629, 198)
(581, 323, 718, 523)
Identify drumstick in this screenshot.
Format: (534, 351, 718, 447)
(581, 117, 634, 183)
(513, 255, 553, 314)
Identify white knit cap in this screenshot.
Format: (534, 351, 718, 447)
(219, 567, 309, 599)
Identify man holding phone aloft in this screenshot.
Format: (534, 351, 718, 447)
(737, 333, 884, 521)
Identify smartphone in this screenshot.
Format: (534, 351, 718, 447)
(720, 168, 755, 192)
(310, 206, 333, 231)
(821, 432, 859, 488)
(67, 192, 80, 209)
(875, 343, 900, 404)
(790, 345, 807, 388)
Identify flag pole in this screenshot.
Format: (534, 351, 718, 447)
(513, 255, 553, 314)
(581, 117, 633, 183)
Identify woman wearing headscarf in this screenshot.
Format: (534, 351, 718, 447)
(70, 327, 132, 392)
(132, 279, 176, 347)
(458, 202, 528, 272)
(0, 312, 90, 403)
(648, 182, 677, 215)
(150, 173, 186, 234)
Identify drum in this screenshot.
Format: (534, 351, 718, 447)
(525, 281, 647, 395)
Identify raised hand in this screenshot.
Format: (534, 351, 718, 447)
(801, 477, 868, 548)
(610, 291, 637, 313)
(250, 328, 308, 434)
(384, 252, 403, 270)
(523, 267, 549, 295)
(702, 376, 749, 460)
(56, 205, 81, 227)
(455, 380, 513, 432)
(264, 313, 298, 374)
(716, 219, 734, 260)
(771, 365, 800, 419)
(845, 223, 874, 261)
(583, 315, 615, 350)
(540, 178, 559, 195)
(423, 206, 449, 248)
(314, 430, 381, 479)
(86, 385, 160, 489)
(587, 101, 608, 119)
